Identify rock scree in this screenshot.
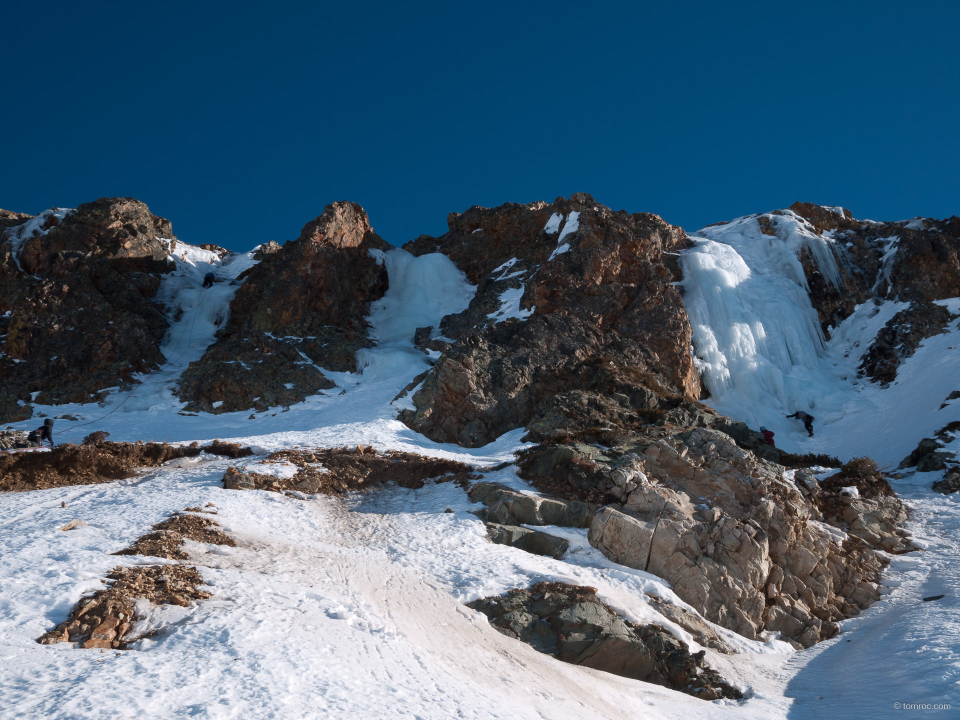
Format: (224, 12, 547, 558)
(36, 565, 211, 649)
(114, 511, 236, 560)
(0, 440, 254, 491)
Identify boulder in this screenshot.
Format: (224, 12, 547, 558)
(484, 523, 569, 559)
(468, 482, 594, 528)
(933, 468, 960, 495)
(467, 581, 741, 700)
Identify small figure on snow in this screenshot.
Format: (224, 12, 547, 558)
(786, 411, 815, 437)
(28, 418, 55, 447)
(760, 426, 775, 446)
(202, 272, 216, 289)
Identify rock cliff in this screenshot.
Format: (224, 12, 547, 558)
(750, 202, 960, 384)
(0, 198, 175, 422)
(176, 201, 390, 413)
(399, 194, 699, 447)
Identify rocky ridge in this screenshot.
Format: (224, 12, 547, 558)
(0, 198, 177, 422)
(396, 195, 921, 650)
(400, 194, 699, 447)
(176, 202, 391, 413)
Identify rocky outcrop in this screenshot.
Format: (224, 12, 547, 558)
(37, 564, 210, 648)
(859, 302, 957, 385)
(177, 332, 335, 414)
(400, 194, 699, 447)
(900, 437, 951, 472)
(520, 428, 911, 648)
(0, 440, 248, 491)
(785, 203, 960, 340)
(0, 198, 176, 421)
(484, 523, 569, 559)
(114, 511, 235, 560)
(933, 468, 960, 495)
(223, 446, 479, 495)
(467, 581, 742, 700)
(0, 209, 33, 230)
(468, 481, 595, 528)
(177, 202, 390, 412)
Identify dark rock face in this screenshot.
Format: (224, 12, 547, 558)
(933, 468, 960, 495)
(177, 332, 335, 413)
(859, 302, 957, 385)
(221, 201, 390, 366)
(176, 202, 390, 413)
(787, 202, 960, 331)
(467, 581, 742, 701)
(0, 199, 175, 421)
(400, 194, 699, 447)
(900, 437, 949, 472)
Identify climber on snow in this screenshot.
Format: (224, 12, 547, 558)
(28, 418, 55, 447)
(786, 410, 815, 437)
(202, 272, 216, 289)
(760, 426, 775, 446)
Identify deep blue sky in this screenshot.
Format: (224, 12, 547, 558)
(2, 1, 958, 250)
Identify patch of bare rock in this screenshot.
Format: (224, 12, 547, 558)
(519, 429, 915, 649)
(37, 565, 210, 649)
(399, 194, 700, 447)
(223, 446, 480, 494)
(114, 511, 236, 560)
(468, 581, 742, 701)
(0, 439, 253, 491)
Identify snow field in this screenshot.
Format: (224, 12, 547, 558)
(3, 222, 959, 718)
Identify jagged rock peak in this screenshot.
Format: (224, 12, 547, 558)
(13, 197, 174, 277)
(296, 200, 388, 250)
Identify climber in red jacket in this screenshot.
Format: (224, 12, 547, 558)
(760, 426, 775, 446)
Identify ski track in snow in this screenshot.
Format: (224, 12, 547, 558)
(1, 229, 959, 717)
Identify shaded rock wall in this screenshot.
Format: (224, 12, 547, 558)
(176, 202, 390, 413)
(0, 198, 175, 421)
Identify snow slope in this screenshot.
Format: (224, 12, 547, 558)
(1, 227, 958, 718)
